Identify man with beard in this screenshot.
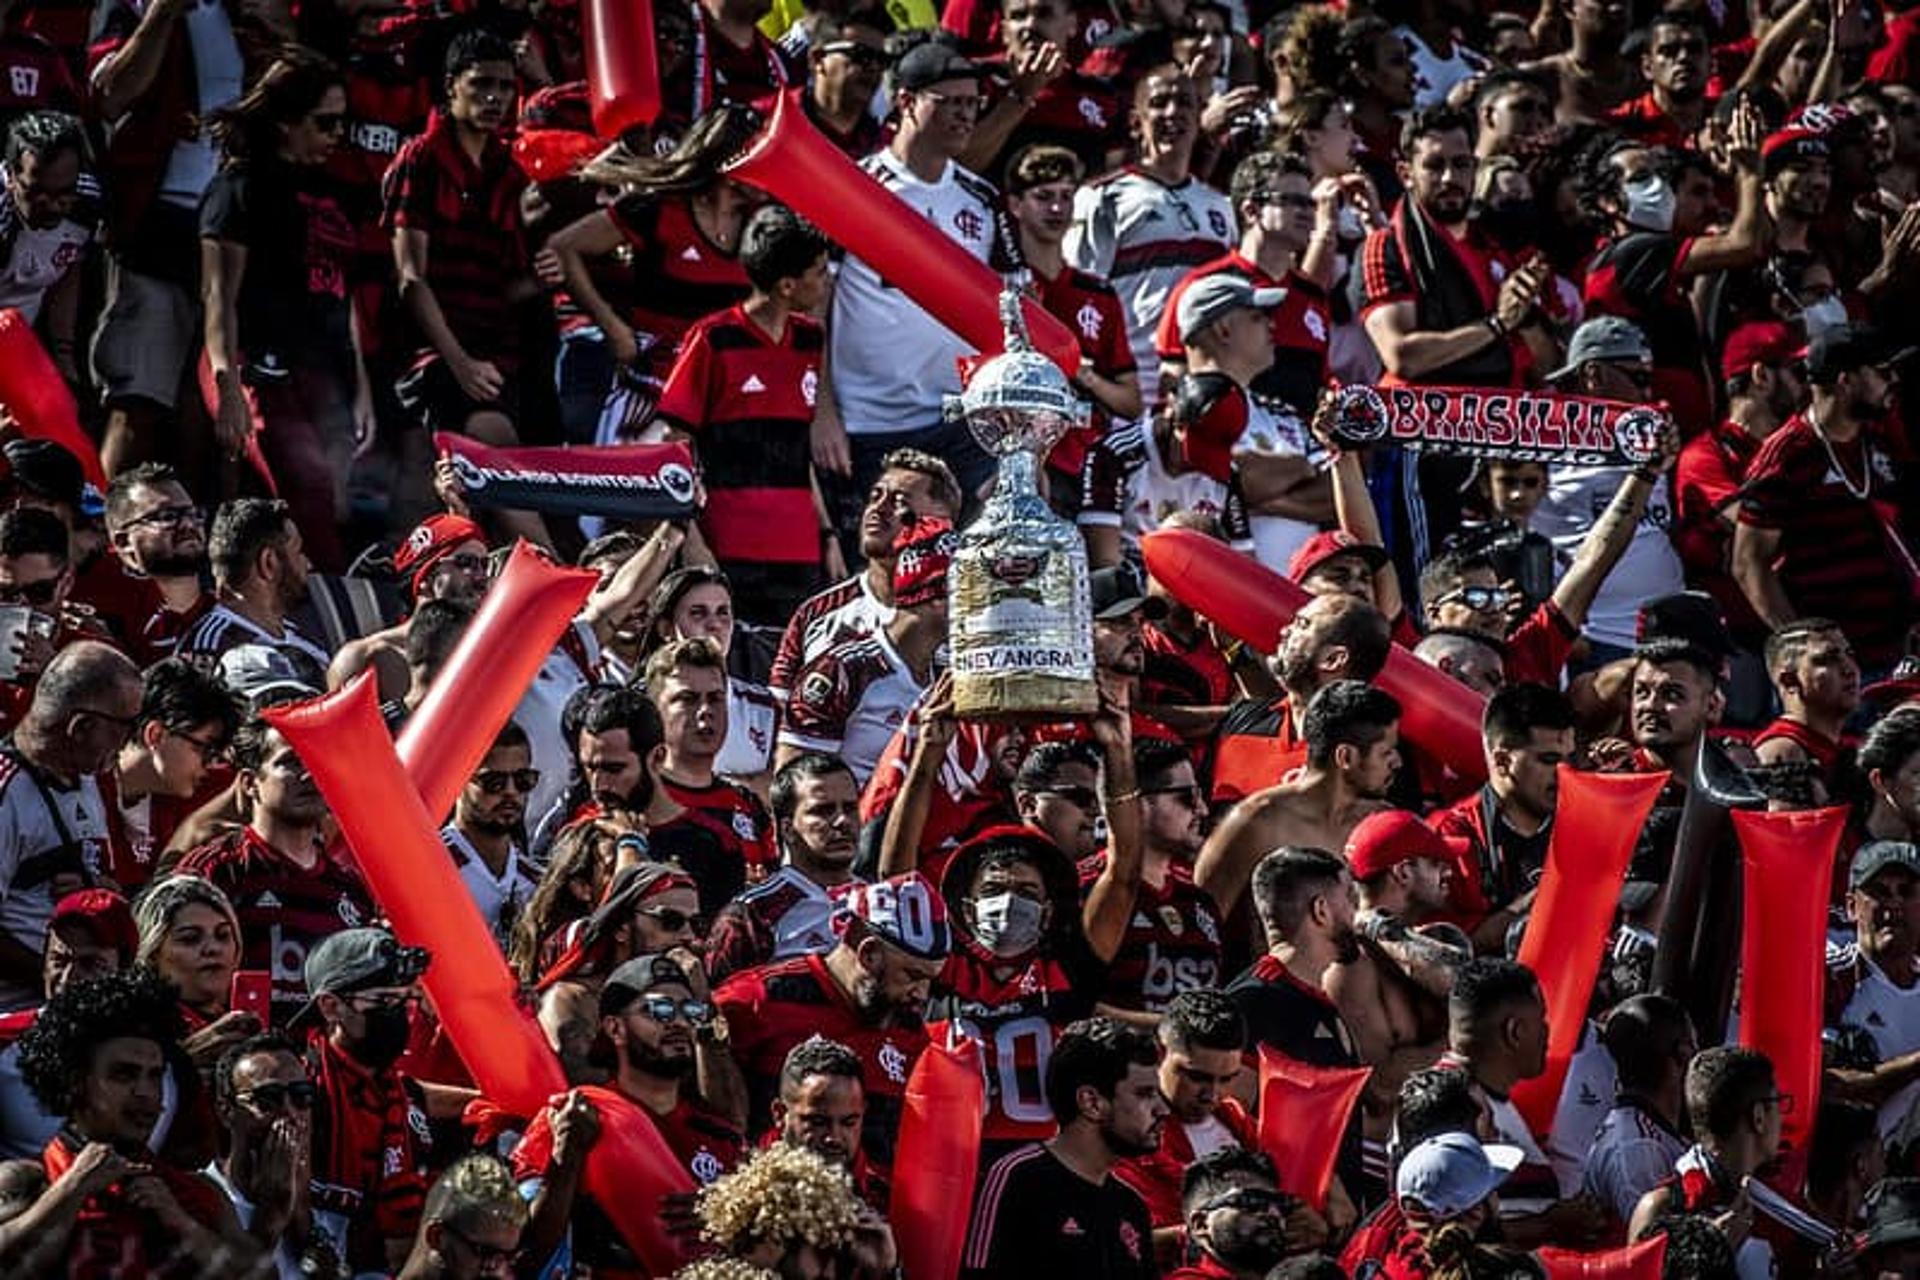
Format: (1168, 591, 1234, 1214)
(770, 1036, 890, 1210)
(800, 14, 889, 157)
(442, 721, 538, 948)
(1170, 1148, 1300, 1279)
(1626, 640, 1724, 789)
(1068, 66, 1235, 409)
(716, 871, 950, 1168)
(1827, 843, 1920, 1136)
(178, 718, 375, 1024)
(295, 929, 436, 1274)
(1085, 738, 1222, 1023)
(647, 638, 776, 898)
(706, 754, 864, 985)
(1609, 12, 1714, 149)
(772, 451, 961, 700)
(1200, 680, 1401, 921)
(1673, 322, 1808, 647)
(1434, 684, 1575, 951)
(1472, 74, 1552, 160)
(962, 1016, 1164, 1280)
(0, 113, 89, 374)
(208, 1032, 320, 1277)
(1735, 323, 1917, 676)
(1753, 620, 1859, 796)
(1629, 1047, 1784, 1280)
(1760, 124, 1832, 259)
(103, 463, 214, 664)
(515, 953, 746, 1276)
(1210, 592, 1392, 806)
(326, 514, 489, 699)
(966, 0, 1121, 180)
(178, 499, 327, 692)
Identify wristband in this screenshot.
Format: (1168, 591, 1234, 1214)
(1485, 314, 1508, 339)
(1107, 788, 1141, 806)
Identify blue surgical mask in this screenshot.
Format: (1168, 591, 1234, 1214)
(1801, 295, 1848, 337)
(1622, 173, 1677, 233)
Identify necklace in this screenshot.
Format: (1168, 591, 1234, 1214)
(1807, 404, 1872, 500)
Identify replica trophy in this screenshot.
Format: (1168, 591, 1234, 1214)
(943, 289, 1098, 719)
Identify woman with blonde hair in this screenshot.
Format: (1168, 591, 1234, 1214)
(133, 875, 245, 1036)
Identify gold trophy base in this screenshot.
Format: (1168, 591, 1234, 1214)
(951, 671, 1099, 722)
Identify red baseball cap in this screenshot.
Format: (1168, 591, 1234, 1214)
(1288, 530, 1391, 583)
(1719, 321, 1806, 383)
(1761, 127, 1828, 177)
(51, 888, 138, 962)
(1344, 810, 1468, 882)
(393, 514, 486, 598)
(1177, 382, 1247, 485)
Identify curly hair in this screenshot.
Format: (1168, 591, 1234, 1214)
(672, 1262, 778, 1280)
(697, 1144, 862, 1256)
(18, 967, 184, 1115)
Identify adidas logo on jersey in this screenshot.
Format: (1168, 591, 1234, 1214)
(741, 374, 766, 394)
(257, 891, 281, 909)
(681, 245, 703, 262)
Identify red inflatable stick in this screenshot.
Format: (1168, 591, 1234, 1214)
(513, 128, 606, 183)
(577, 1085, 699, 1275)
(893, 1031, 986, 1280)
(1140, 528, 1488, 783)
(397, 542, 599, 823)
(1537, 1237, 1667, 1279)
(1511, 768, 1668, 1135)
(1735, 805, 1846, 1159)
(0, 308, 105, 489)
(1256, 1046, 1370, 1210)
(583, 0, 661, 136)
(722, 90, 1082, 377)
(192, 355, 281, 497)
(264, 675, 566, 1117)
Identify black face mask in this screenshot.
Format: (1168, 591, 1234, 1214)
(353, 1004, 412, 1070)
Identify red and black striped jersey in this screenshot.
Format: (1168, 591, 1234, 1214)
(608, 196, 752, 384)
(1155, 252, 1332, 421)
(1030, 263, 1134, 478)
(1077, 854, 1223, 1015)
(306, 1030, 431, 1273)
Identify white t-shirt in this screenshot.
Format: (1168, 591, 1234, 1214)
(204, 1163, 304, 1280)
(179, 604, 332, 691)
(0, 758, 108, 1011)
(442, 826, 536, 945)
(1583, 1100, 1689, 1223)
(1066, 169, 1236, 406)
(729, 864, 856, 962)
(1238, 399, 1325, 575)
(829, 150, 1000, 436)
(1483, 1087, 1555, 1219)
(717, 678, 779, 778)
(1843, 956, 1920, 1134)
(1546, 1028, 1618, 1197)
(158, 0, 245, 207)
(0, 198, 90, 324)
(1532, 467, 1684, 649)
(1396, 27, 1492, 109)
(516, 621, 602, 833)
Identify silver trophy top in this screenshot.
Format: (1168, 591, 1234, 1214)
(943, 287, 1091, 457)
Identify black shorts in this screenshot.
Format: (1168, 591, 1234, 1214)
(395, 356, 522, 435)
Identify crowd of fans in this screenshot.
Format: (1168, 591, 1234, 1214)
(2, 0, 1920, 1274)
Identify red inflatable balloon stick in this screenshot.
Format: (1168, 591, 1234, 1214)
(513, 128, 606, 183)
(1140, 527, 1488, 784)
(1537, 1237, 1667, 1279)
(263, 675, 567, 1117)
(0, 308, 105, 489)
(397, 542, 598, 823)
(1736, 805, 1846, 1159)
(1256, 1046, 1370, 1210)
(583, 0, 661, 136)
(577, 1085, 699, 1276)
(721, 91, 1082, 377)
(893, 1030, 986, 1280)
(1510, 767, 1667, 1135)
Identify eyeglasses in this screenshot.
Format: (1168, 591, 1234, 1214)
(173, 730, 229, 763)
(443, 1223, 518, 1269)
(626, 995, 712, 1025)
(121, 505, 203, 532)
(472, 768, 541, 795)
(71, 707, 139, 740)
(1439, 585, 1510, 613)
(1606, 362, 1656, 390)
(1037, 784, 1101, 810)
(236, 1080, 317, 1112)
(0, 578, 61, 606)
(636, 906, 699, 934)
(818, 40, 887, 66)
(1259, 192, 1317, 210)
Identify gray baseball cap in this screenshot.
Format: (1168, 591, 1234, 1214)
(1545, 315, 1652, 384)
(1851, 840, 1920, 892)
(1177, 274, 1285, 342)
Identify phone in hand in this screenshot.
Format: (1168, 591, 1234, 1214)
(230, 970, 272, 1023)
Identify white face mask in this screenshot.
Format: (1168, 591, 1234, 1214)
(1622, 173, 1677, 233)
(971, 892, 1045, 957)
(1801, 295, 1848, 336)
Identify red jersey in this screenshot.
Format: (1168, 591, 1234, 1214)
(860, 719, 1020, 873)
(1156, 252, 1333, 421)
(1210, 696, 1304, 804)
(927, 930, 1107, 1142)
(656, 304, 824, 565)
(1030, 263, 1134, 478)
(1754, 716, 1845, 774)
(1582, 232, 1712, 432)
(1504, 599, 1581, 687)
(96, 765, 231, 891)
(0, 31, 79, 119)
(306, 1029, 431, 1273)
(40, 1131, 233, 1279)
(1113, 1097, 1257, 1227)
(661, 775, 776, 877)
(515, 1084, 744, 1190)
(1674, 419, 1765, 638)
(176, 827, 375, 1023)
(1607, 91, 1713, 149)
(607, 195, 752, 391)
(715, 952, 928, 1166)
(1078, 853, 1223, 1014)
(1142, 620, 1234, 708)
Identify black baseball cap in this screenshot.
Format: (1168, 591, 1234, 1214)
(292, 928, 430, 1028)
(599, 952, 692, 1018)
(1806, 323, 1916, 386)
(1850, 840, 1920, 892)
(893, 41, 998, 92)
(1090, 563, 1169, 621)
(1636, 591, 1733, 659)
(3, 439, 84, 512)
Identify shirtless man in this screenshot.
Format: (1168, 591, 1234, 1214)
(1523, 0, 1642, 123)
(1197, 680, 1400, 920)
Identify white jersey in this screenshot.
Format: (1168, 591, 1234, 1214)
(0, 200, 90, 325)
(442, 826, 536, 946)
(516, 620, 602, 832)
(1532, 466, 1683, 648)
(1066, 168, 1235, 406)
(1843, 956, 1920, 1134)
(204, 1163, 305, 1280)
(717, 678, 779, 778)
(1583, 1100, 1689, 1223)
(830, 150, 1002, 435)
(0, 755, 108, 1011)
(728, 864, 853, 963)
(780, 628, 927, 785)
(1397, 27, 1492, 109)
(1482, 1087, 1555, 1219)
(178, 604, 332, 691)
(773, 574, 894, 701)
(1238, 399, 1325, 574)
(1546, 1027, 1618, 1197)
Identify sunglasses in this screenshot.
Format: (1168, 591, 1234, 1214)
(1142, 783, 1205, 806)
(1202, 1187, 1291, 1214)
(1440, 585, 1511, 613)
(627, 995, 712, 1025)
(473, 768, 541, 795)
(1038, 784, 1102, 810)
(818, 40, 887, 66)
(237, 1081, 317, 1112)
(636, 906, 699, 933)
(0, 578, 60, 606)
